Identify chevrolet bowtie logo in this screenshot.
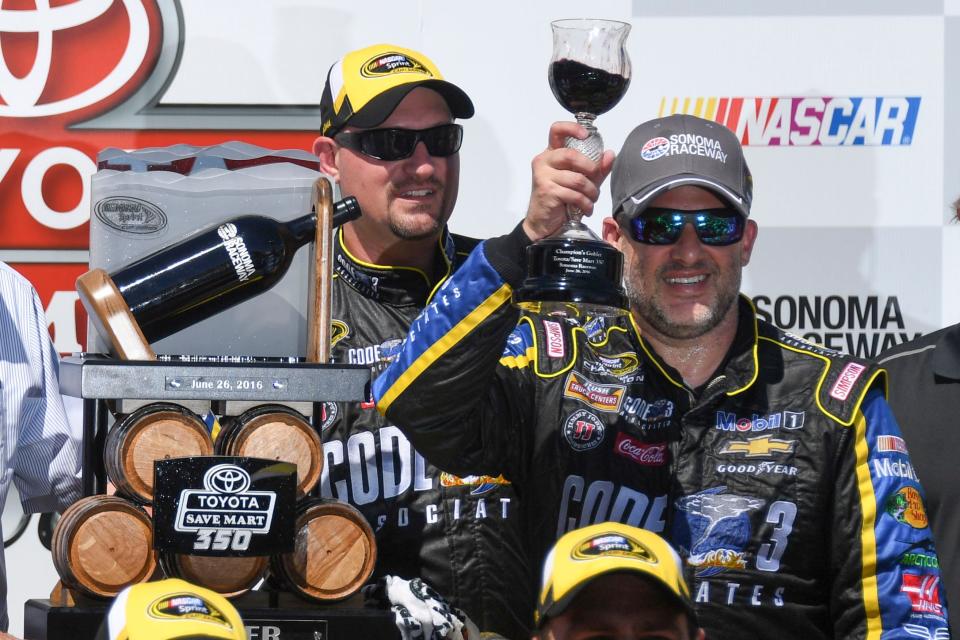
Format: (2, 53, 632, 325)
(718, 435, 796, 458)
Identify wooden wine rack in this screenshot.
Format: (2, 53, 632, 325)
(25, 354, 399, 639)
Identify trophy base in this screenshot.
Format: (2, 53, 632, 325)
(513, 285, 629, 319)
(512, 236, 629, 319)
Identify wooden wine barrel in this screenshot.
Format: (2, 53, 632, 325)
(159, 552, 268, 598)
(52, 495, 156, 598)
(271, 499, 376, 602)
(215, 404, 322, 495)
(105, 402, 213, 503)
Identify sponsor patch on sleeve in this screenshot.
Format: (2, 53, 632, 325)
(543, 319, 565, 358)
(829, 362, 866, 401)
(614, 433, 667, 466)
(876, 434, 909, 455)
(563, 410, 606, 451)
(884, 486, 929, 529)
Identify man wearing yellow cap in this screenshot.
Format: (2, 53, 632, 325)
(311, 44, 607, 638)
(95, 578, 245, 640)
(535, 523, 705, 640)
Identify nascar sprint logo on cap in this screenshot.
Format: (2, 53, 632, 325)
(361, 52, 430, 77)
(149, 592, 230, 625)
(572, 532, 655, 562)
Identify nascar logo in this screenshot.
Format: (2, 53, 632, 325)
(877, 434, 909, 454)
(660, 96, 920, 146)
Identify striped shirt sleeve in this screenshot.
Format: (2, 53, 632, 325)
(0, 263, 82, 514)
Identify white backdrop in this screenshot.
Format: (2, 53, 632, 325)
(2, 1, 959, 635)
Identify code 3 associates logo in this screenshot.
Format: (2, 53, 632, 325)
(660, 96, 920, 146)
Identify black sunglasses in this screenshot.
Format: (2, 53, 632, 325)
(334, 124, 463, 161)
(627, 207, 746, 246)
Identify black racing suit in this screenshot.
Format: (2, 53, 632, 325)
(374, 225, 950, 640)
(319, 227, 533, 639)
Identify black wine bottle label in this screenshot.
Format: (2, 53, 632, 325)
(217, 222, 257, 281)
(111, 197, 360, 343)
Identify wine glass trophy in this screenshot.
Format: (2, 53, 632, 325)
(513, 18, 632, 317)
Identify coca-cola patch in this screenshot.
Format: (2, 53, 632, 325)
(614, 433, 667, 466)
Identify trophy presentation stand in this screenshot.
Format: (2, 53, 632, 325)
(27, 168, 398, 638)
(24, 356, 398, 640)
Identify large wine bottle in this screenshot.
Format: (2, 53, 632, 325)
(81, 197, 360, 346)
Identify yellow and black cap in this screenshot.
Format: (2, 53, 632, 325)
(320, 44, 474, 137)
(536, 522, 696, 627)
(95, 578, 246, 640)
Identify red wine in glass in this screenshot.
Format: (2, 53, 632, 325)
(549, 58, 630, 115)
(512, 18, 632, 318)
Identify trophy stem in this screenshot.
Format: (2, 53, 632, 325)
(515, 18, 630, 318)
(563, 113, 604, 227)
(566, 113, 603, 162)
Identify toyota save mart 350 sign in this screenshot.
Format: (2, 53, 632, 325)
(0, 0, 320, 353)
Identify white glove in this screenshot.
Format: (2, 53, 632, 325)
(363, 575, 480, 640)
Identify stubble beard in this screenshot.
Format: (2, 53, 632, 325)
(625, 262, 742, 341)
(388, 207, 446, 241)
(387, 180, 451, 241)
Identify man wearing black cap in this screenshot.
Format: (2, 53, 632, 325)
(373, 114, 949, 638)
(311, 44, 608, 638)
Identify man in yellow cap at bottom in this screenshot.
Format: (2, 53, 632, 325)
(95, 579, 245, 640)
(534, 523, 706, 640)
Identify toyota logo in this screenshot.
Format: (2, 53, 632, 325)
(203, 464, 251, 494)
(0, 0, 151, 117)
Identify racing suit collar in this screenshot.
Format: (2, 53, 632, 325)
(632, 294, 761, 398)
(333, 226, 457, 306)
(932, 322, 960, 380)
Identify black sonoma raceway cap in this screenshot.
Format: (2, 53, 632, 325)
(612, 114, 753, 219)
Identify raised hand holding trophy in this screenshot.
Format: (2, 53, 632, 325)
(513, 18, 632, 317)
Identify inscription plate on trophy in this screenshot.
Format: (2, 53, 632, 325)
(153, 456, 296, 555)
(546, 244, 608, 276)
